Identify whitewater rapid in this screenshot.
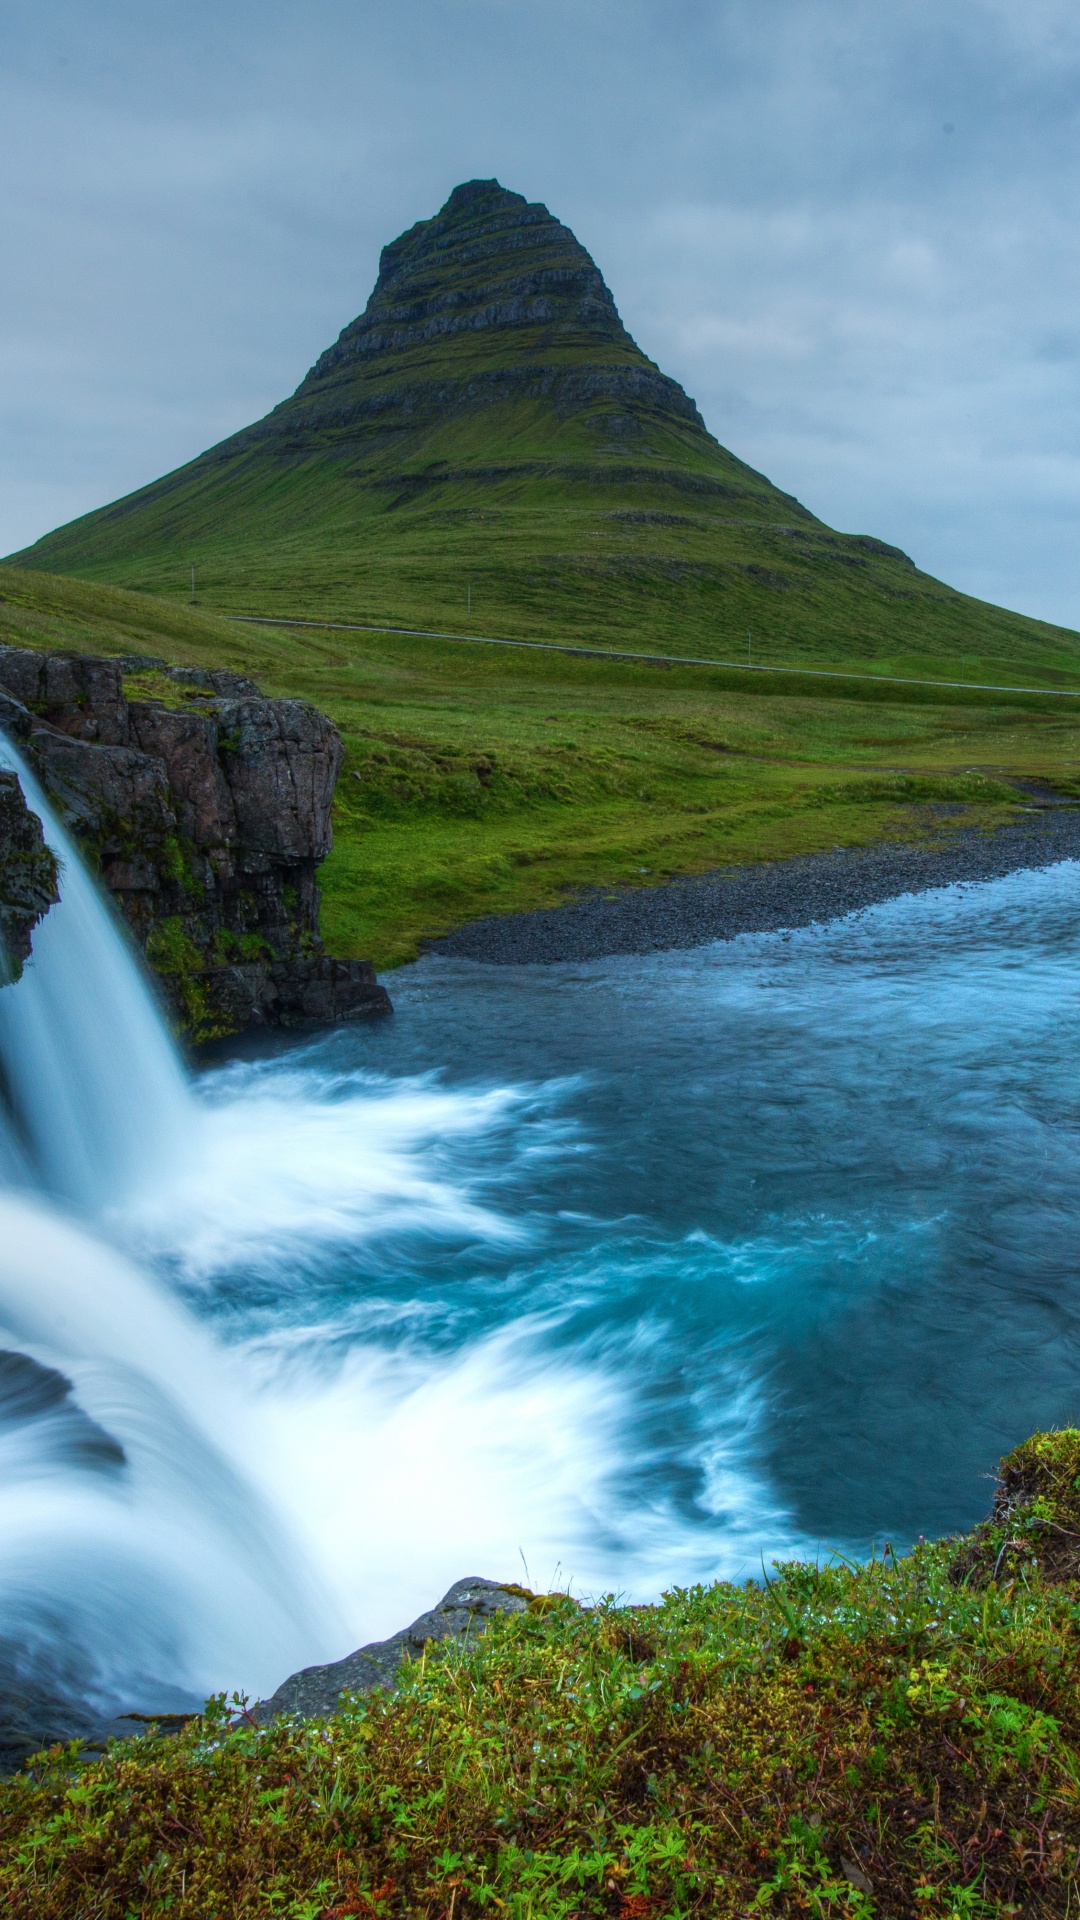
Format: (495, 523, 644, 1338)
(1, 729, 1079, 1722)
(0, 746, 794, 1717)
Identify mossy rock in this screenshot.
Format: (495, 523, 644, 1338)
(953, 1426, 1080, 1587)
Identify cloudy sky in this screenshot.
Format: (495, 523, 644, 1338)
(4, 0, 1080, 626)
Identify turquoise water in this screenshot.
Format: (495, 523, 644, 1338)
(130, 860, 1080, 1638)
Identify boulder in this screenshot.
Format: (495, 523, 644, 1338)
(257, 1578, 534, 1722)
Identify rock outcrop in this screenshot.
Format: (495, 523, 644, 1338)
(0, 647, 391, 1038)
(0, 770, 58, 977)
(256, 1577, 538, 1722)
(253, 176, 705, 448)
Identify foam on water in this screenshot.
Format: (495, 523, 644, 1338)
(123, 1061, 538, 1284)
(0, 1191, 330, 1706)
(0, 759, 330, 1711)
(0, 780, 1078, 1711)
(116, 854, 1080, 1648)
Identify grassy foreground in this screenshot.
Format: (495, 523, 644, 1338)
(5, 565, 1080, 968)
(4, 1430, 1080, 1917)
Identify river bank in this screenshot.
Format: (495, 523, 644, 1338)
(4, 1428, 1079, 1916)
(429, 802, 1080, 964)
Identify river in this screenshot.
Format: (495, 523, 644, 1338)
(0, 752, 1077, 1729)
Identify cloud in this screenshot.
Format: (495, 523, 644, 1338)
(3, 0, 1080, 624)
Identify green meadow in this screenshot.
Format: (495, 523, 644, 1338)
(2, 564, 1079, 967)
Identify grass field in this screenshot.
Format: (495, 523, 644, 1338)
(2, 565, 1079, 967)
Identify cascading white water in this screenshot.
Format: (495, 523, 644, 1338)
(0, 1193, 327, 1710)
(0, 740, 190, 1213)
(9, 725, 1072, 1744)
(0, 749, 329, 1729)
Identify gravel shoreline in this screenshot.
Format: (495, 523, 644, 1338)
(428, 808, 1080, 966)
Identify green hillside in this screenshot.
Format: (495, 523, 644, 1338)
(10, 177, 1080, 688)
(5, 562, 1080, 969)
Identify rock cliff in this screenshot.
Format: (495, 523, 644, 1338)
(0, 647, 391, 1037)
(257, 176, 706, 448)
(0, 771, 58, 976)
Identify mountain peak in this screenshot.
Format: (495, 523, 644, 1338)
(300, 177, 638, 395)
(16, 177, 857, 657)
(439, 177, 526, 219)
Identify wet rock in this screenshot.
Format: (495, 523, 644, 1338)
(257, 1578, 532, 1722)
(0, 1352, 125, 1472)
(0, 767, 58, 975)
(0, 646, 391, 1036)
(197, 955, 390, 1032)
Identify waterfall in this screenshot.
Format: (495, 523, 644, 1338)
(0, 739, 190, 1214)
(0, 1192, 323, 1721)
(0, 745, 325, 1741)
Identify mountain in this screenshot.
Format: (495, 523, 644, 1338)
(10, 178, 1080, 681)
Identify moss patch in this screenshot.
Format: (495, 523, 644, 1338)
(953, 1428, 1080, 1590)
(144, 916, 231, 1044)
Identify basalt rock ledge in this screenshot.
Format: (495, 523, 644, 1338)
(0, 647, 391, 1038)
(0, 772, 58, 976)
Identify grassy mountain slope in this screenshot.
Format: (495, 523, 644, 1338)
(11, 178, 1080, 687)
(5, 563, 1080, 967)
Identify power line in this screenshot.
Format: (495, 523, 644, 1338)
(225, 612, 1080, 701)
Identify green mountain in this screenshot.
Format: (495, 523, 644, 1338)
(11, 177, 1080, 683)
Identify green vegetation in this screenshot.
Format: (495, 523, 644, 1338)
(6, 178, 1080, 962)
(6, 563, 1080, 966)
(5, 1430, 1080, 1915)
(19, 427, 1080, 690)
(144, 915, 230, 1044)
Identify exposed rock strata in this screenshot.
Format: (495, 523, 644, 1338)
(308, 178, 645, 372)
(0, 771, 58, 976)
(0, 646, 391, 1038)
(219, 177, 710, 461)
(256, 1578, 536, 1722)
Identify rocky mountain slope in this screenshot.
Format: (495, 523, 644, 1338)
(12, 179, 1080, 681)
(0, 646, 390, 1038)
